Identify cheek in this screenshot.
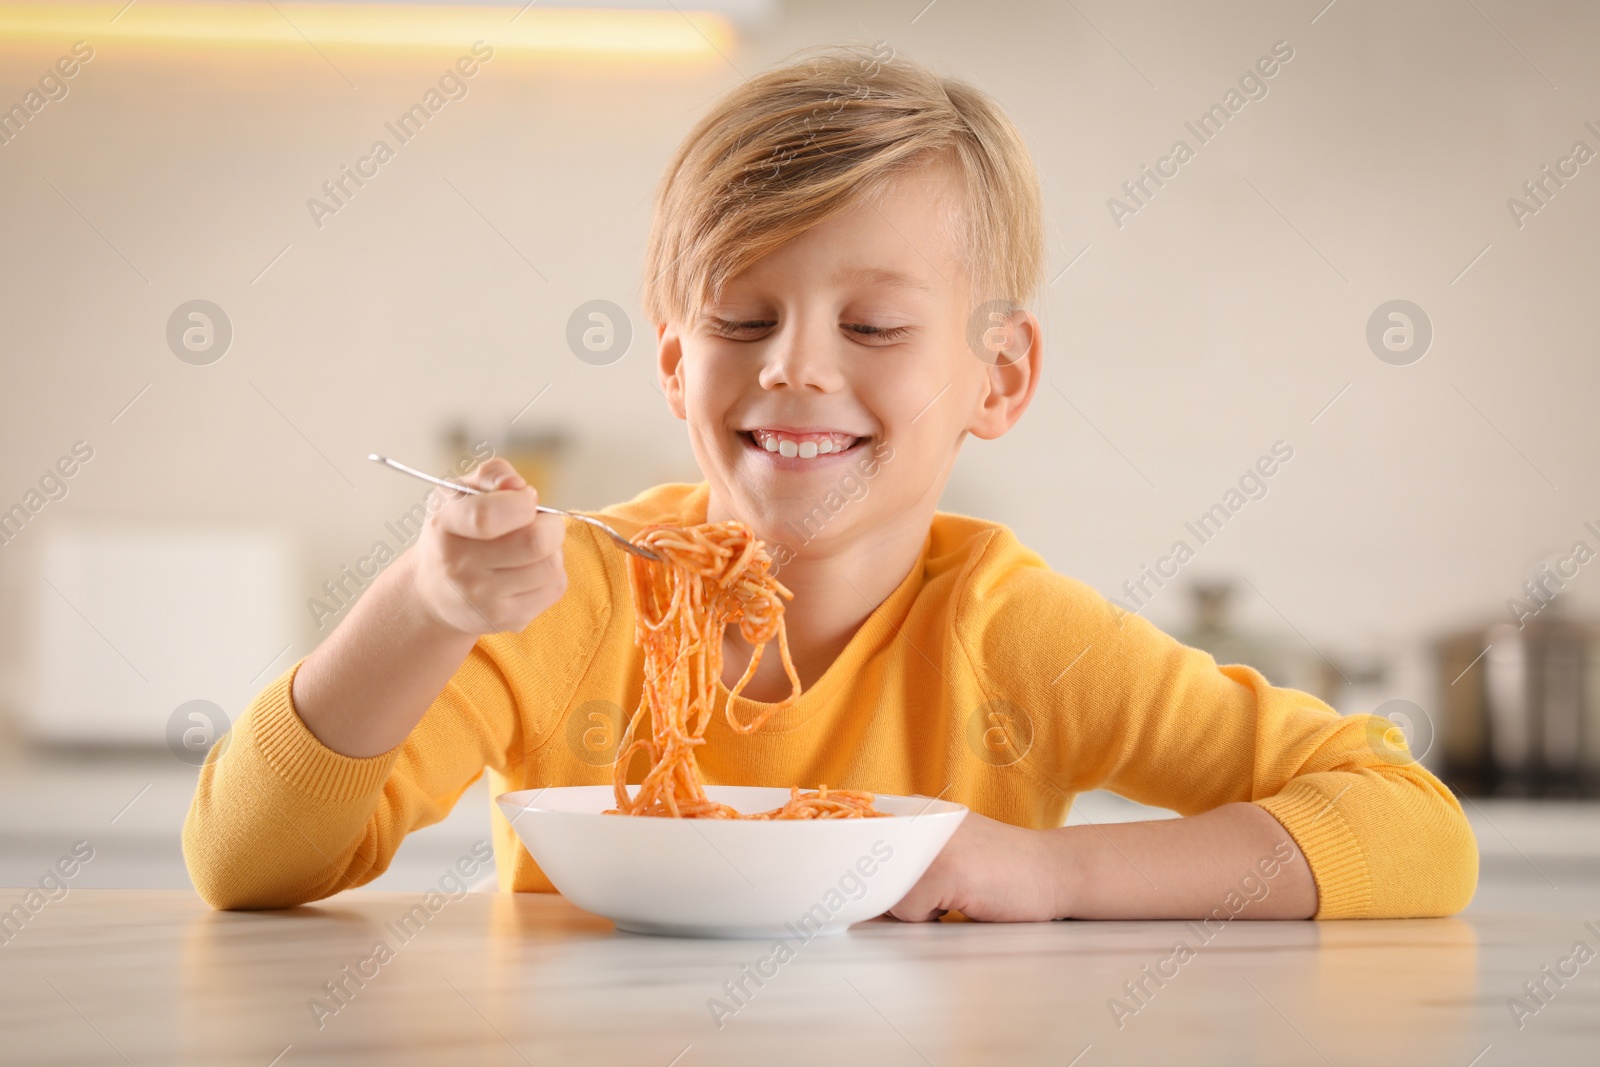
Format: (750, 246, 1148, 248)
(872, 346, 980, 446)
(886, 413, 956, 480)
(680, 345, 743, 415)
(856, 384, 970, 500)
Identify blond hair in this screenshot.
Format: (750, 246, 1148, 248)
(642, 45, 1044, 325)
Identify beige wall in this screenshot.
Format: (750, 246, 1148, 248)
(2, 0, 1597, 736)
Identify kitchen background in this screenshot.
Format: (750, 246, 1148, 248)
(1, 0, 1597, 908)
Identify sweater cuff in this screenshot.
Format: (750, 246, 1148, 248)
(243, 659, 401, 804)
(1256, 780, 1373, 919)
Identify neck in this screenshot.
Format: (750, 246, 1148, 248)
(708, 493, 935, 702)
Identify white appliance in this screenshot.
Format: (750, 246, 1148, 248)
(30, 529, 297, 746)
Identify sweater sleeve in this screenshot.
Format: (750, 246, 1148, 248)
(964, 537, 1479, 919)
(182, 642, 523, 910)
(182, 523, 617, 910)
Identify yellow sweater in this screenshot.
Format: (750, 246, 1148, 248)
(183, 482, 1478, 918)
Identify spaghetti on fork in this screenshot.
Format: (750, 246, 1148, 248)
(609, 521, 885, 820)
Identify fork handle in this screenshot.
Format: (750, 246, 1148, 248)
(368, 454, 658, 560)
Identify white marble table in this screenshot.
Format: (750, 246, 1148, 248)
(1, 890, 1595, 1066)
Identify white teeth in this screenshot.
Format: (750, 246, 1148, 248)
(749, 429, 859, 459)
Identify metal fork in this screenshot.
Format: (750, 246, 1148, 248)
(368, 454, 661, 562)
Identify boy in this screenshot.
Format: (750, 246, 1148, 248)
(185, 46, 1477, 921)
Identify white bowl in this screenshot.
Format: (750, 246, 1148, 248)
(495, 785, 967, 939)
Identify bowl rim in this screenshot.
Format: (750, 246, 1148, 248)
(494, 784, 969, 821)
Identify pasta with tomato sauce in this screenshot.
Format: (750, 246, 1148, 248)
(608, 520, 886, 820)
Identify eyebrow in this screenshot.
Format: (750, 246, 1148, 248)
(836, 267, 934, 293)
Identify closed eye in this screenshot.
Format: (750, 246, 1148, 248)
(704, 316, 775, 339)
(703, 317, 912, 344)
(844, 323, 912, 344)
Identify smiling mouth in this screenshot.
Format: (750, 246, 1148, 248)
(739, 428, 867, 461)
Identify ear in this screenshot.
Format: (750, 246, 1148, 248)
(967, 309, 1041, 440)
(656, 322, 688, 421)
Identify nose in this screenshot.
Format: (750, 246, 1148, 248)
(757, 312, 845, 393)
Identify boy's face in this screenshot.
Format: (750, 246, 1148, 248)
(657, 163, 1038, 562)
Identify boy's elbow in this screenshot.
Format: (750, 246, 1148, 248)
(1382, 779, 1480, 918)
(190, 873, 262, 912)
(183, 823, 261, 910)
(1425, 796, 1480, 917)
(183, 814, 317, 911)
(185, 855, 325, 912)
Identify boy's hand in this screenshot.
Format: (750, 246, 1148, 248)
(889, 812, 1066, 923)
(892, 803, 1319, 923)
(408, 458, 568, 637)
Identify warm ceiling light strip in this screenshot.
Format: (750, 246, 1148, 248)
(0, 3, 734, 55)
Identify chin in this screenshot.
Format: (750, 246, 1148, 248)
(760, 500, 868, 561)
(708, 440, 901, 554)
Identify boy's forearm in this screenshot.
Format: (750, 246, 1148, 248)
(1049, 802, 1317, 920)
(292, 551, 479, 758)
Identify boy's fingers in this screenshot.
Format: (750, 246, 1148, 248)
(462, 457, 527, 492)
(887, 884, 943, 923)
(436, 484, 541, 541)
(887, 848, 957, 923)
(508, 511, 567, 562)
(455, 514, 565, 569)
(490, 554, 567, 598)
